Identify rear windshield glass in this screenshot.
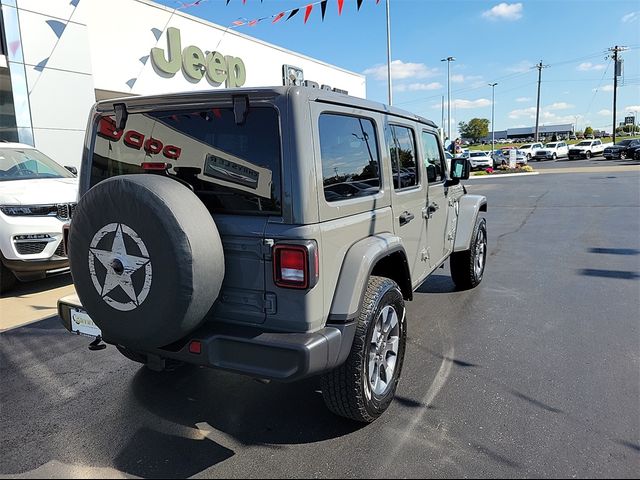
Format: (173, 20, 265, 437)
(90, 106, 282, 215)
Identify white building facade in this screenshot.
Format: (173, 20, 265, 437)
(0, 0, 366, 167)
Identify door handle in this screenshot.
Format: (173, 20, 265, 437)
(428, 202, 439, 214)
(399, 211, 415, 226)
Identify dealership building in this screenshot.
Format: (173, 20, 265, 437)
(483, 123, 575, 142)
(0, 0, 366, 167)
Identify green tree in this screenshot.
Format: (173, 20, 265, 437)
(458, 118, 490, 143)
(584, 126, 594, 137)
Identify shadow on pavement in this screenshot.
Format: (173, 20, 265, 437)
(130, 365, 365, 449)
(579, 268, 640, 280)
(415, 274, 457, 294)
(0, 272, 72, 299)
(588, 247, 640, 256)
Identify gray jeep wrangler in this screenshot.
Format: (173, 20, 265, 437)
(58, 87, 487, 422)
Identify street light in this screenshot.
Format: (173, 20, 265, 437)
(489, 83, 498, 158)
(574, 115, 579, 137)
(441, 56, 455, 140)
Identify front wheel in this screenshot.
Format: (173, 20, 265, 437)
(321, 276, 407, 423)
(585, 151, 591, 159)
(620, 151, 627, 160)
(450, 217, 487, 290)
(552, 153, 557, 160)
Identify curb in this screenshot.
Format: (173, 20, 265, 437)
(468, 172, 540, 179)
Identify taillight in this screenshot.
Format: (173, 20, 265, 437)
(273, 243, 318, 289)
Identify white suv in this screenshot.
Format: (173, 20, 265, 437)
(0, 143, 78, 292)
(533, 141, 569, 161)
(518, 142, 544, 160)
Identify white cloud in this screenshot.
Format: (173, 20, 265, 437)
(516, 97, 531, 103)
(546, 102, 574, 111)
(507, 60, 533, 73)
(436, 98, 492, 109)
(578, 62, 606, 72)
(451, 74, 465, 83)
(509, 107, 536, 119)
(625, 105, 640, 112)
(593, 85, 614, 92)
(451, 74, 484, 85)
(395, 82, 443, 92)
(482, 3, 523, 21)
(598, 109, 612, 116)
(622, 11, 639, 23)
(363, 60, 438, 81)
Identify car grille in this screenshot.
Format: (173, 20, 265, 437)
(56, 203, 77, 220)
(15, 241, 48, 255)
(54, 240, 66, 258)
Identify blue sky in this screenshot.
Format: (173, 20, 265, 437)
(152, 0, 640, 135)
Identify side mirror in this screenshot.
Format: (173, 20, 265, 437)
(65, 165, 78, 175)
(450, 157, 470, 181)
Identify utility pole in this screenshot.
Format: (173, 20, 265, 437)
(489, 83, 498, 156)
(441, 56, 456, 140)
(441, 95, 445, 138)
(385, 0, 392, 106)
(533, 61, 549, 142)
(609, 45, 627, 144)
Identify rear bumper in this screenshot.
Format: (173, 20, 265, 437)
(58, 295, 356, 382)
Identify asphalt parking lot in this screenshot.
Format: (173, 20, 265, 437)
(1, 162, 639, 479)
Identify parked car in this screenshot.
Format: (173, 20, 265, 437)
(0, 143, 78, 292)
(533, 141, 569, 161)
(568, 139, 605, 160)
(517, 143, 544, 160)
(56, 86, 487, 423)
(602, 139, 640, 159)
(499, 148, 528, 165)
(468, 151, 493, 170)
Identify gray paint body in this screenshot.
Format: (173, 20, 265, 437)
(68, 86, 486, 379)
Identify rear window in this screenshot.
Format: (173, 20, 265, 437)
(90, 106, 281, 215)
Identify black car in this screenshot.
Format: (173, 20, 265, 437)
(603, 139, 640, 159)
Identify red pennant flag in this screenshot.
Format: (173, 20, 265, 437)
(337, 0, 344, 15)
(242, 0, 246, 4)
(248, 19, 258, 26)
(304, 4, 313, 24)
(320, 0, 328, 20)
(272, 12, 285, 23)
(232, 19, 245, 25)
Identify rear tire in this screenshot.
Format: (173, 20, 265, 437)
(552, 153, 557, 160)
(321, 276, 406, 423)
(450, 217, 487, 290)
(0, 263, 18, 294)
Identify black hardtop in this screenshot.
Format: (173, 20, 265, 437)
(93, 86, 438, 129)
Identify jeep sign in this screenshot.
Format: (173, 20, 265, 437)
(151, 27, 246, 88)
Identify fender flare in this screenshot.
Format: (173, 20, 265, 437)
(328, 233, 410, 323)
(454, 194, 487, 252)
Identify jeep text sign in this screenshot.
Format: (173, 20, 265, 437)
(151, 27, 246, 88)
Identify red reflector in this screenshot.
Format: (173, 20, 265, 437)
(141, 162, 168, 170)
(188, 340, 201, 354)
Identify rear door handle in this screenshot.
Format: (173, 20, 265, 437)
(399, 211, 415, 226)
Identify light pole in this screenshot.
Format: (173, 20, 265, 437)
(385, 0, 392, 106)
(441, 56, 455, 140)
(574, 115, 579, 137)
(489, 83, 497, 157)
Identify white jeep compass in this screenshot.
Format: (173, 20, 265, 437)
(0, 143, 78, 292)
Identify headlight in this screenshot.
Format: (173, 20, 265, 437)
(0, 205, 57, 216)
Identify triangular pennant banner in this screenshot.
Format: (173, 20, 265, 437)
(151, 28, 162, 40)
(139, 55, 149, 65)
(248, 19, 258, 26)
(337, 0, 344, 15)
(46, 20, 66, 38)
(304, 4, 313, 24)
(233, 19, 245, 25)
(126, 78, 137, 89)
(286, 8, 299, 20)
(34, 57, 49, 72)
(357, 0, 363, 10)
(272, 12, 285, 23)
(226, 0, 230, 4)
(69, 0, 79, 7)
(320, 0, 328, 20)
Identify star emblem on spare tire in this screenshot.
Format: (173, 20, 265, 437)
(88, 223, 152, 312)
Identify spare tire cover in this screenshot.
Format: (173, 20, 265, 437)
(69, 174, 224, 349)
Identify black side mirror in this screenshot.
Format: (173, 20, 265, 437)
(65, 165, 78, 175)
(450, 157, 470, 181)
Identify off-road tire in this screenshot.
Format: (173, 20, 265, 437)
(450, 217, 487, 290)
(321, 276, 406, 423)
